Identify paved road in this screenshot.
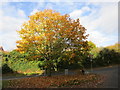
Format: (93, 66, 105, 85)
(87, 65, 119, 88)
(2, 65, 119, 88)
(2, 71, 76, 80)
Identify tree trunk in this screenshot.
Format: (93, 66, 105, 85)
(48, 65, 51, 77)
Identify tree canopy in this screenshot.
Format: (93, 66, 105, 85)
(16, 9, 89, 59)
(16, 9, 90, 75)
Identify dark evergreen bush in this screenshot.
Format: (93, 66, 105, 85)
(2, 64, 13, 74)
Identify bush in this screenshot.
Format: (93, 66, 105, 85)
(2, 50, 44, 75)
(7, 60, 44, 75)
(2, 64, 13, 74)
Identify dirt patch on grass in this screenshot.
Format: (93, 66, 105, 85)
(3, 74, 104, 88)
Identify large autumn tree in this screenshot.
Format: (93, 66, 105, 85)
(16, 9, 90, 75)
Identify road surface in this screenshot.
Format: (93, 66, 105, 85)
(87, 65, 119, 88)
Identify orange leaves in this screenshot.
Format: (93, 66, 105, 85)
(16, 46, 25, 53)
(45, 32, 55, 37)
(16, 40, 26, 45)
(71, 53, 76, 58)
(32, 55, 41, 58)
(16, 40, 21, 44)
(79, 41, 83, 45)
(34, 36, 43, 41)
(17, 29, 27, 35)
(16, 9, 89, 61)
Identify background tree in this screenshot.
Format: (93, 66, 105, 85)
(16, 9, 90, 76)
(88, 41, 97, 57)
(106, 43, 120, 52)
(94, 48, 120, 67)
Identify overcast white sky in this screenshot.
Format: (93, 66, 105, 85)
(0, 0, 118, 51)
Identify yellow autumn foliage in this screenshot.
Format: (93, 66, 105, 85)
(16, 9, 89, 60)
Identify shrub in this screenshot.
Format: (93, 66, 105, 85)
(7, 60, 44, 75)
(2, 64, 13, 74)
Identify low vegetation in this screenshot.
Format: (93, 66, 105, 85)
(2, 44, 120, 76)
